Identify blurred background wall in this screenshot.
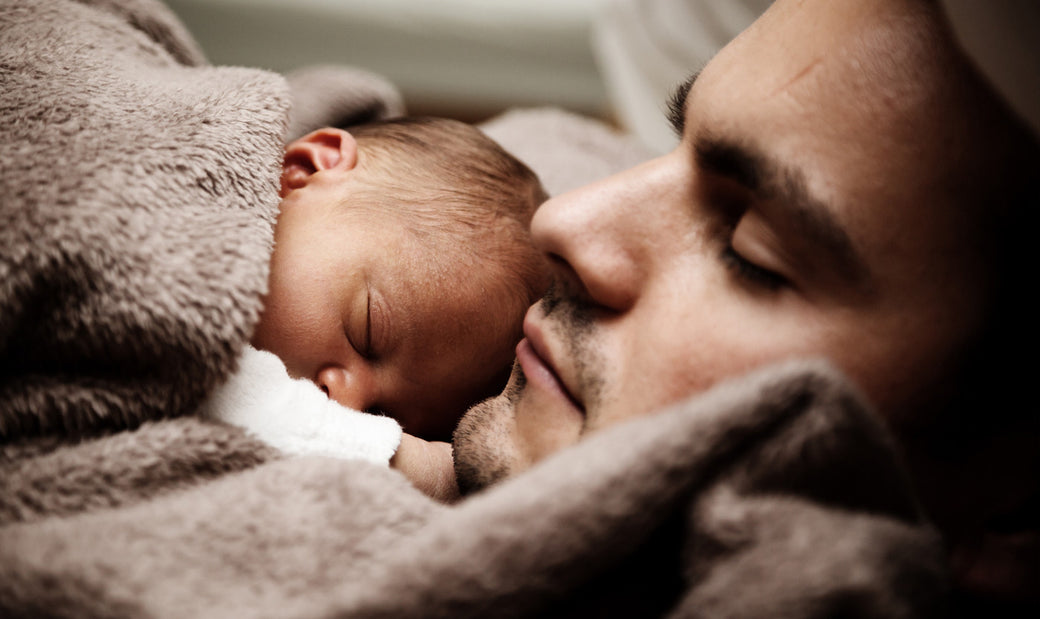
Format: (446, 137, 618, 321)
(164, 0, 771, 154)
(165, 0, 614, 122)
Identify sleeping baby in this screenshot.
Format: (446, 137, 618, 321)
(200, 117, 549, 498)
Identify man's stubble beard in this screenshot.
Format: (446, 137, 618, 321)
(452, 281, 606, 495)
(453, 364, 527, 495)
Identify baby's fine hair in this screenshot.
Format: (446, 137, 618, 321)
(346, 116, 550, 328)
(348, 117, 547, 227)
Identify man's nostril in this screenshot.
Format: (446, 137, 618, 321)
(320, 384, 330, 397)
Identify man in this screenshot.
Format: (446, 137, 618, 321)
(454, 0, 1038, 611)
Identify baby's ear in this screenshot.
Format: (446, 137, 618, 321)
(280, 128, 359, 197)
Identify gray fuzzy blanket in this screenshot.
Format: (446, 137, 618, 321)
(0, 0, 948, 616)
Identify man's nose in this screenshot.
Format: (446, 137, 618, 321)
(530, 156, 676, 312)
(314, 364, 376, 412)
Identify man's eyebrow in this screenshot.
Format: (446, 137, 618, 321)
(695, 135, 871, 287)
(666, 72, 700, 137)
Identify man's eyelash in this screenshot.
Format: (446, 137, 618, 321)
(667, 73, 698, 137)
(721, 246, 785, 290)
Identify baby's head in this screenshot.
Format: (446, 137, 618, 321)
(254, 117, 549, 441)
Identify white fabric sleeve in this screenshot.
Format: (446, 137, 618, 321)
(198, 346, 402, 465)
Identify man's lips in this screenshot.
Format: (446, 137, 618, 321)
(515, 319, 584, 413)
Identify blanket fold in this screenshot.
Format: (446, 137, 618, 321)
(0, 362, 946, 618)
(0, 1, 948, 616)
(0, 0, 288, 441)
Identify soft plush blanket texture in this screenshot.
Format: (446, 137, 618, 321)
(0, 0, 949, 616)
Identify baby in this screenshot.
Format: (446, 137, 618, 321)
(201, 117, 549, 496)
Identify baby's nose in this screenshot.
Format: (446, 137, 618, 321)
(315, 365, 374, 412)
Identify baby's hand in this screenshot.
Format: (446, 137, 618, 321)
(391, 433, 460, 503)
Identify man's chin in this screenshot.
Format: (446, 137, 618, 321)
(452, 365, 526, 495)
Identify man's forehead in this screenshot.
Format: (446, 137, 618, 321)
(690, 0, 963, 197)
(706, 0, 946, 102)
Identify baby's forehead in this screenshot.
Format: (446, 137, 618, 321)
(412, 215, 533, 272)
(405, 214, 542, 296)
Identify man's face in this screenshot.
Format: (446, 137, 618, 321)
(253, 174, 518, 442)
(455, 0, 995, 486)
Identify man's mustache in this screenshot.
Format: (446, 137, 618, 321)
(540, 278, 595, 330)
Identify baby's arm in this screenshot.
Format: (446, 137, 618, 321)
(198, 346, 401, 464)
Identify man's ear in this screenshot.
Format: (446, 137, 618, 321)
(280, 128, 359, 197)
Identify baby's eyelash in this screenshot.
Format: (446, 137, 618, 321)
(363, 293, 373, 359)
(344, 325, 362, 356)
(721, 246, 785, 290)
